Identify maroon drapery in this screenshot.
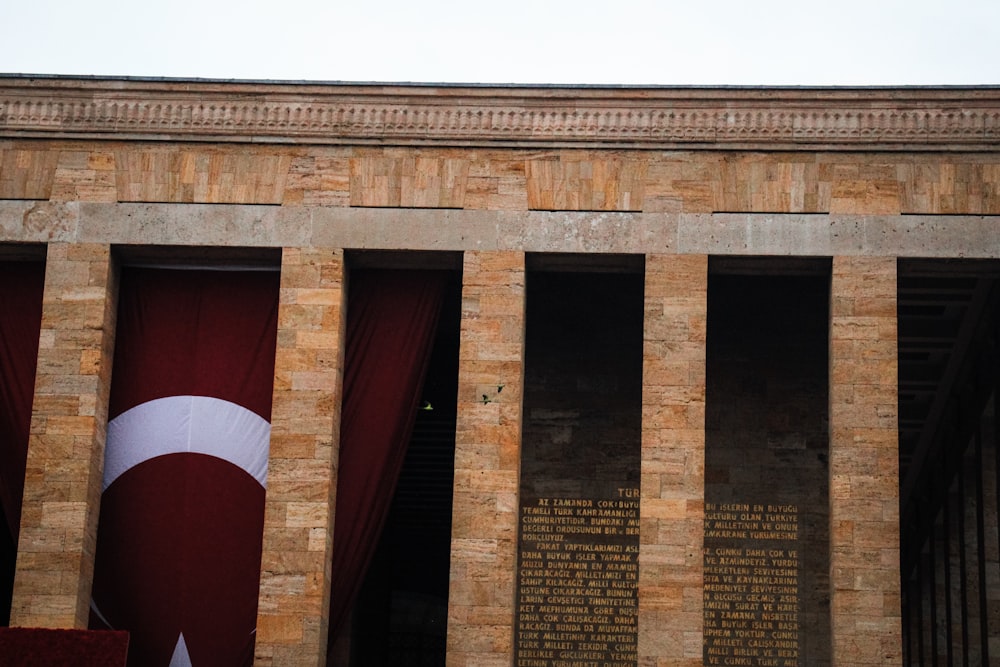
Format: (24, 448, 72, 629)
(0, 261, 45, 625)
(90, 268, 278, 666)
(105, 269, 277, 422)
(327, 270, 447, 652)
(0, 627, 129, 666)
(0, 261, 45, 545)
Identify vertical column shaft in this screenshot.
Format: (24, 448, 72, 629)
(829, 256, 902, 664)
(255, 248, 346, 666)
(446, 251, 525, 667)
(639, 254, 707, 666)
(11, 243, 117, 628)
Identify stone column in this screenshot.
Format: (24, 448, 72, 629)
(639, 255, 708, 667)
(638, 254, 707, 667)
(11, 243, 117, 628)
(446, 251, 525, 667)
(829, 256, 902, 664)
(255, 249, 346, 666)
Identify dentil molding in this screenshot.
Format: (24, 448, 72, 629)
(1, 76, 999, 150)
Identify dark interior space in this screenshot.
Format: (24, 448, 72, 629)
(897, 259, 1000, 666)
(519, 265, 645, 499)
(515, 260, 645, 664)
(348, 269, 462, 667)
(704, 259, 831, 666)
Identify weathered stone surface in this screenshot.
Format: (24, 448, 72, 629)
(3, 80, 999, 150)
(639, 254, 707, 667)
(526, 155, 646, 211)
(350, 155, 469, 208)
(115, 148, 291, 204)
(255, 248, 345, 666)
(829, 256, 902, 666)
(0, 146, 59, 200)
(11, 243, 117, 629)
(446, 251, 525, 667)
(76, 202, 312, 247)
(51, 150, 116, 202)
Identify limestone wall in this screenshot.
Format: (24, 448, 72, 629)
(1, 79, 998, 666)
(2, 141, 1000, 214)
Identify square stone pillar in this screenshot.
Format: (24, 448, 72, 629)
(446, 251, 525, 667)
(11, 243, 117, 628)
(639, 254, 707, 667)
(255, 249, 346, 666)
(829, 256, 902, 664)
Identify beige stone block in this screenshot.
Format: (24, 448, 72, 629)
(268, 434, 324, 460)
(289, 370, 337, 391)
(39, 502, 86, 529)
(257, 614, 304, 645)
(284, 502, 329, 529)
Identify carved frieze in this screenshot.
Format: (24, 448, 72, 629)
(1, 77, 998, 150)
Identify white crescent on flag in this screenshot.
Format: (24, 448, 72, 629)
(103, 395, 271, 491)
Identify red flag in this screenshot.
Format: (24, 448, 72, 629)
(91, 268, 278, 666)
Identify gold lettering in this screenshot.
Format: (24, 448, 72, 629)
(703, 503, 800, 662)
(517, 496, 639, 663)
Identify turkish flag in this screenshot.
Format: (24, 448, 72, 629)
(91, 268, 278, 667)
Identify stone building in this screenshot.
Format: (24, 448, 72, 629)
(1, 76, 999, 666)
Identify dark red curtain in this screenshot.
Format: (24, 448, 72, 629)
(90, 268, 278, 667)
(0, 628, 129, 666)
(327, 270, 447, 654)
(0, 261, 45, 625)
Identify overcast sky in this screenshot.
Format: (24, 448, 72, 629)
(1, 0, 998, 86)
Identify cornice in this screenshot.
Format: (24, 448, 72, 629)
(1, 77, 999, 151)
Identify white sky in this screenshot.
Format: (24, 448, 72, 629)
(1, 0, 998, 86)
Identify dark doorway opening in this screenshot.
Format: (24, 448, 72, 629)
(346, 269, 462, 667)
(705, 258, 831, 666)
(515, 256, 645, 665)
(897, 259, 1000, 665)
(520, 265, 644, 496)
